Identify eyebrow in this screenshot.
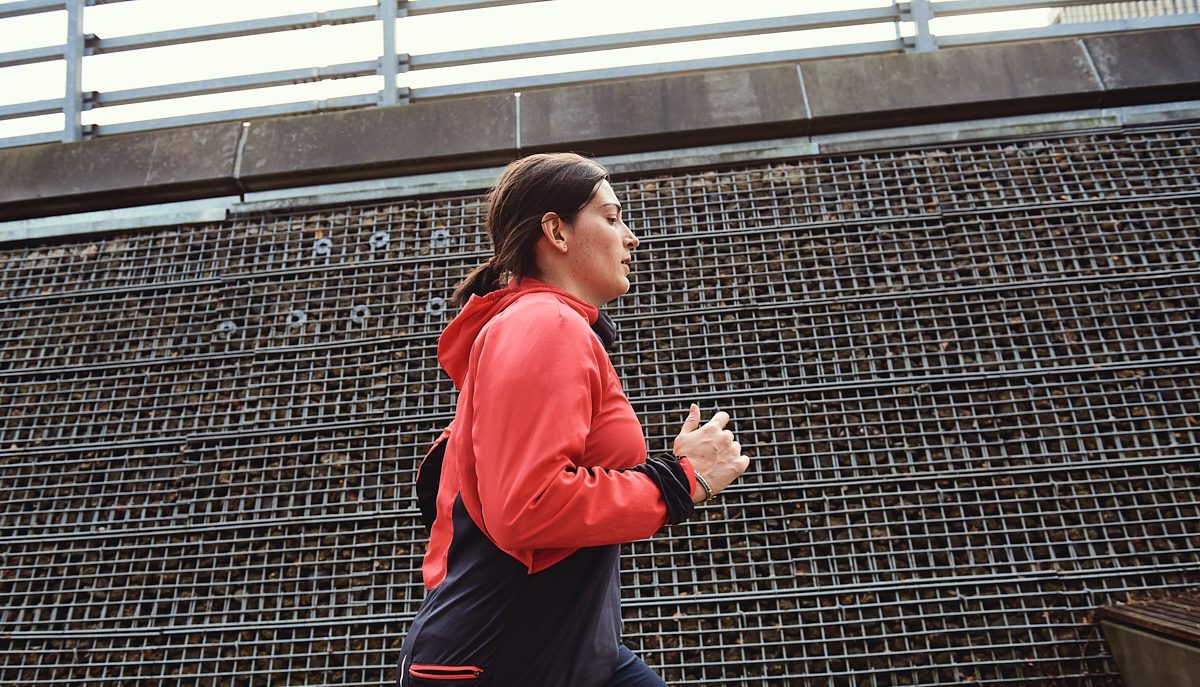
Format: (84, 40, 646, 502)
(600, 203, 622, 211)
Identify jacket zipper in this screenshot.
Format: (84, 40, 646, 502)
(409, 663, 484, 681)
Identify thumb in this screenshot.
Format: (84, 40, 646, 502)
(679, 403, 701, 434)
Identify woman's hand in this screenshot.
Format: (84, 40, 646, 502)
(673, 403, 750, 504)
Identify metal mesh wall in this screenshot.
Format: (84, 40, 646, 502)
(1052, 0, 1200, 22)
(2, 123, 1199, 686)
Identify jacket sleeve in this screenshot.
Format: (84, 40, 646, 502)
(468, 300, 687, 551)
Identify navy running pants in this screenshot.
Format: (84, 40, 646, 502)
(604, 645, 668, 687)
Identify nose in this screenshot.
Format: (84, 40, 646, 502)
(622, 221, 640, 249)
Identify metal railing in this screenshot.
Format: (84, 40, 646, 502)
(0, 0, 1197, 150)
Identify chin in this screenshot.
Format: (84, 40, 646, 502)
(600, 283, 629, 306)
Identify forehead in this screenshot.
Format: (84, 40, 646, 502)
(589, 180, 620, 208)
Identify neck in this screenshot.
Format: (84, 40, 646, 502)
(525, 270, 602, 308)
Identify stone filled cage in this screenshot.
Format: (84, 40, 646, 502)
(1, 121, 1198, 686)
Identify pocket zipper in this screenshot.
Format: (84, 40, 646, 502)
(409, 663, 484, 681)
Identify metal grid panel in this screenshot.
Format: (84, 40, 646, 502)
(620, 569, 1197, 686)
(0, 442, 186, 538)
(0, 226, 223, 300)
(6, 375, 1192, 633)
(5, 199, 1199, 373)
(2, 573, 1194, 686)
(1, 127, 1197, 304)
(0, 622, 402, 686)
(0, 423, 439, 539)
(0, 357, 248, 447)
(611, 274, 1200, 396)
(630, 367, 1200, 485)
(2, 122, 1199, 685)
(1, 517, 420, 634)
(1056, 0, 1200, 23)
(0, 280, 224, 370)
(620, 127, 1200, 233)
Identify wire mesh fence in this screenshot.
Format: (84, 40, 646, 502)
(1, 122, 1199, 685)
(1053, 0, 1200, 23)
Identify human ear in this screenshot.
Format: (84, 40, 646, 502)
(540, 211, 569, 252)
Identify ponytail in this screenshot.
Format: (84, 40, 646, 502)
(450, 256, 505, 308)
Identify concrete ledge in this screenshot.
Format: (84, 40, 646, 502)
(237, 92, 519, 192)
(1, 26, 1197, 221)
(0, 122, 243, 221)
(799, 37, 1103, 133)
(518, 64, 808, 155)
(1084, 27, 1200, 106)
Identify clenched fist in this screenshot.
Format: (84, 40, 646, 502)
(672, 403, 751, 504)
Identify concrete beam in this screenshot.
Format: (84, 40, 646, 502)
(1083, 27, 1200, 107)
(517, 64, 808, 156)
(0, 122, 243, 221)
(799, 37, 1104, 133)
(236, 93, 519, 192)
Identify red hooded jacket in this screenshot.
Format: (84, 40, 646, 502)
(421, 276, 698, 588)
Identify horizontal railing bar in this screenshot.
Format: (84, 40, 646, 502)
(90, 6, 377, 54)
(93, 60, 379, 107)
(0, 43, 63, 68)
(0, 129, 59, 148)
(937, 13, 1200, 47)
(411, 39, 903, 100)
(404, 0, 550, 15)
(0, 0, 62, 19)
(0, 97, 63, 120)
(87, 0, 552, 55)
(410, 7, 899, 69)
(92, 93, 378, 136)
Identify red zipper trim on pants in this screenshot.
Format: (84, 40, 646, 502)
(408, 663, 484, 680)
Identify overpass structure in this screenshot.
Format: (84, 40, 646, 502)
(1, 2, 1199, 685)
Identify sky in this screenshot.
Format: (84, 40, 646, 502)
(0, 0, 1055, 141)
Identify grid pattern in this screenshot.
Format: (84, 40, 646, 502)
(1, 123, 1199, 685)
(1054, 1, 1200, 23)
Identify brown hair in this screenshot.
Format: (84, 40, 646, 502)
(451, 152, 609, 307)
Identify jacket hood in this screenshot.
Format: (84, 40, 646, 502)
(437, 276, 599, 388)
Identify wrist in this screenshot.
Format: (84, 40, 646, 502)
(673, 455, 709, 505)
(692, 471, 715, 504)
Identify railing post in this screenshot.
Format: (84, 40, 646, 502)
(379, 0, 399, 105)
(63, 0, 85, 142)
(899, 0, 937, 52)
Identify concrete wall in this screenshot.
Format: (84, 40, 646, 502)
(1, 26, 1198, 222)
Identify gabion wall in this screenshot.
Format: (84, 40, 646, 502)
(1, 122, 1198, 686)
(1053, 0, 1200, 23)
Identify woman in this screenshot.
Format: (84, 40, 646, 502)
(398, 152, 750, 687)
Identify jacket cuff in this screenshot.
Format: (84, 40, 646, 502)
(631, 454, 696, 526)
(676, 456, 699, 497)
